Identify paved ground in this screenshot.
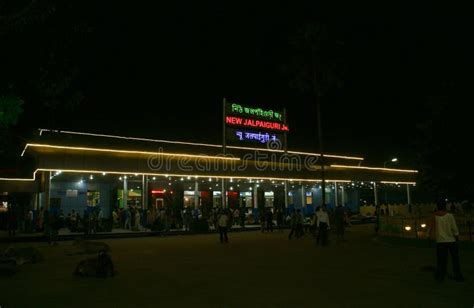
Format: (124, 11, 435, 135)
(0, 225, 261, 243)
(1, 225, 473, 308)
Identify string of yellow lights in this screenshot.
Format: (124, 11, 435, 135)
(37, 129, 364, 161)
(330, 164, 418, 173)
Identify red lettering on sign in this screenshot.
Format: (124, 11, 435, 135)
(226, 116, 243, 125)
(227, 116, 289, 132)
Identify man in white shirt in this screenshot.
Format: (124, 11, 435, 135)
(218, 210, 229, 243)
(431, 200, 464, 282)
(316, 206, 330, 246)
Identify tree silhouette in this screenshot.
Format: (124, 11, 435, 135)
(283, 21, 345, 207)
(415, 94, 472, 201)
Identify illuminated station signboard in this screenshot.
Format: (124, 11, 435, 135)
(224, 101, 288, 146)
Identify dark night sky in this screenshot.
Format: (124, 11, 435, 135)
(2, 2, 471, 167)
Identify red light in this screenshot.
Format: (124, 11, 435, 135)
(151, 190, 165, 194)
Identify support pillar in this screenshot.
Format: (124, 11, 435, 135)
(373, 182, 379, 206)
(253, 183, 258, 209)
(221, 178, 226, 208)
(341, 185, 345, 207)
(407, 184, 412, 205)
(34, 192, 40, 211)
(301, 184, 305, 208)
(123, 176, 128, 209)
(142, 175, 148, 210)
(195, 180, 199, 207)
(334, 182, 339, 207)
(43, 171, 51, 210)
(284, 180, 289, 208)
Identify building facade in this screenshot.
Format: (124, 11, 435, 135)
(1, 129, 418, 220)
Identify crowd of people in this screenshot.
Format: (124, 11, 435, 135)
(2, 203, 353, 240)
(2, 205, 108, 242)
(285, 205, 350, 245)
(2, 199, 467, 282)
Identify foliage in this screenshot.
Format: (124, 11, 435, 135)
(415, 95, 472, 201)
(0, 95, 23, 128)
(1, 1, 94, 128)
(282, 22, 345, 97)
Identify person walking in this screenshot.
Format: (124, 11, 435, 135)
(218, 210, 229, 243)
(430, 200, 464, 282)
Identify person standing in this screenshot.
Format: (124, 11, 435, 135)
(98, 208, 104, 231)
(374, 205, 381, 235)
(295, 209, 304, 238)
(26, 208, 34, 233)
(265, 209, 274, 232)
(430, 200, 464, 282)
(335, 205, 345, 241)
(240, 207, 246, 228)
(183, 208, 192, 231)
(218, 210, 229, 243)
(259, 210, 266, 233)
(276, 208, 284, 232)
(233, 208, 240, 226)
(49, 209, 60, 245)
(309, 213, 318, 237)
(7, 204, 17, 236)
(134, 209, 141, 231)
(70, 209, 77, 232)
(124, 207, 131, 230)
(288, 209, 297, 239)
(317, 206, 330, 246)
(37, 208, 44, 232)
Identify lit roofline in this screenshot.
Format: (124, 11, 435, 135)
(37, 129, 364, 161)
(227, 145, 363, 160)
(36, 168, 352, 183)
(381, 181, 416, 185)
(0, 168, 416, 184)
(24, 144, 241, 161)
(0, 170, 38, 182)
(330, 164, 418, 173)
(38, 129, 223, 148)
